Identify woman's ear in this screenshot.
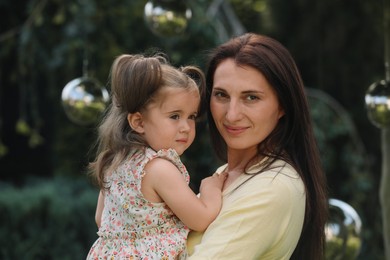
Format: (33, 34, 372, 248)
(127, 112, 144, 134)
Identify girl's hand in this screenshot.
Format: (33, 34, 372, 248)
(199, 172, 227, 193)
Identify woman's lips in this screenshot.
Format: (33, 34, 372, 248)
(224, 125, 248, 135)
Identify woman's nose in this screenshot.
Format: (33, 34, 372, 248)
(225, 100, 242, 122)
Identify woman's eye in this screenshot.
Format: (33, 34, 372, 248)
(246, 95, 259, 101)
(213, 91, 227, 98)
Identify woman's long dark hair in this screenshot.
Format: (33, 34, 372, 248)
(205, 33, 328, 259)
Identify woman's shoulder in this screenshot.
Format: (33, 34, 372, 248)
(237, 159, 304, 197)
(248, 158, 299, 178)
(215, 164, 228, 174)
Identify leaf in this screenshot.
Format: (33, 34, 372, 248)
(15, 119, 32, 136)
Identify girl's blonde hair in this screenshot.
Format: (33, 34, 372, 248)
(90, 54, 205, 189)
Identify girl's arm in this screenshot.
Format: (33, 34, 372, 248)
(95, 190, 105, 228)
(141, 158, 226, 232)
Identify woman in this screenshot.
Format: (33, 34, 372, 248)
(187, 33, 328, 259)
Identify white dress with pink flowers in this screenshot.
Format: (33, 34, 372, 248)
(87, 147, 190, 260)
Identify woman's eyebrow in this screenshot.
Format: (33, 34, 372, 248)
(242, 90, 263, 94)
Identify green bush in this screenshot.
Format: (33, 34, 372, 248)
(0, 177, 99, 260)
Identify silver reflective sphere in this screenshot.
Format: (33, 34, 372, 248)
(325, 198, 362, 260)
(61, 77, 109, 126)
(365, 80, 390, 129)
(144, 0, 192, 37)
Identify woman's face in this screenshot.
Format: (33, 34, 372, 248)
(210, 59, 284, 154)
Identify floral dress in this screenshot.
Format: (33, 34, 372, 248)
(87, 147, 190, 260)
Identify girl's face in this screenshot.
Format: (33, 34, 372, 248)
(210, 59, 284, 155)
(140, 87, 200, 155)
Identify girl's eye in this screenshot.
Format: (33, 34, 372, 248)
(189, 114, 197, 120)
(170, 114, 180, 120)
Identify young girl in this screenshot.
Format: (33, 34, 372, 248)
(86, 54, 226, 259)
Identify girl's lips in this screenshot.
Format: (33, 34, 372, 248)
(176, 139, 188, 143)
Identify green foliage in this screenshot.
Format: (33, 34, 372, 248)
(0, 177, 99, 259)
(0, 140, 8, 157)
(307, 88, 383, 259)
(326, 237, 362, 260)
(307, 88, 372, 200)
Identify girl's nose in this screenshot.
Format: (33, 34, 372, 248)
(179, 120, 191, 133)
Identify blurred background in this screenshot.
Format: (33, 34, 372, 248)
(0, 0, 386, 259)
